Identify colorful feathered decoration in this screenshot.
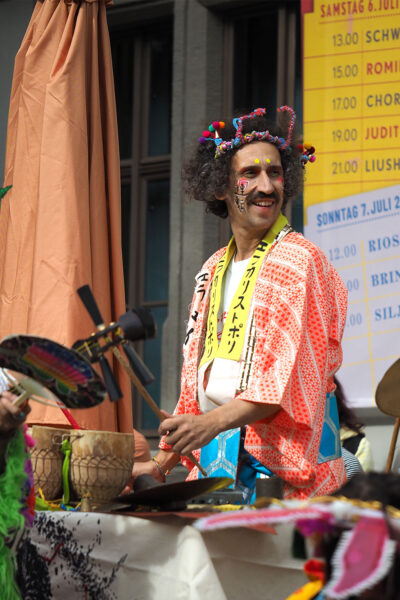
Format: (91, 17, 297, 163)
(0, 426, 34, 600)
(195, 497, 400, 600)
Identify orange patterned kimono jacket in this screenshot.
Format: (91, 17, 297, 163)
(160, 231, 348, 499)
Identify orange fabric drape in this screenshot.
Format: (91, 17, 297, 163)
(0, 0, 133, 432)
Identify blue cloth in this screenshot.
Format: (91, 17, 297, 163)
(318, 392, 342, 464)
(199, 428, 272, 503)
(199, 392, 341, 502)
(236, 441, 273, 503)
(198, 427, 241, 484)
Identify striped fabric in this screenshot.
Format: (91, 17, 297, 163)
(160, 231, 348, 499)
(341, 447, 364, 479)
(0, 368, 8, 393)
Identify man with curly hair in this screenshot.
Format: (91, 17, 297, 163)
(137, 107, 348, 500)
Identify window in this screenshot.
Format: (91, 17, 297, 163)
(108, 0, 304, 430)
(233, 12, 278, 113)
(110, 24, 172, 432)
(222, 2, 303, 232)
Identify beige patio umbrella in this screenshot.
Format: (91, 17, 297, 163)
(0, 0, 132, 432)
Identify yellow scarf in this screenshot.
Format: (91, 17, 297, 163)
(200, 213, 289, 367)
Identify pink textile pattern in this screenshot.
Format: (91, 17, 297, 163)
(324, 516, 396, 599)
(195, 506, 322, 532)
(195, 500, 399, 600)
(160, 231, 348, 499)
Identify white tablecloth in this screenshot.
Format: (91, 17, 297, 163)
(24, 510, 305, 600)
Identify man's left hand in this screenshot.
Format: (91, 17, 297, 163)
(0, 390, 31, 435)
(159, 412, 217, 456)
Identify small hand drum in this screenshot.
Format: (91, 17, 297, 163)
(0, 334, 106, 409)
(69, 429, 135, 504)
(376, 358, 400, 472)
(29, 425, 71, 500)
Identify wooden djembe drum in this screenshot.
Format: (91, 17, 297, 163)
(30, 425, 71, 500)
(69, 430, 135, 504)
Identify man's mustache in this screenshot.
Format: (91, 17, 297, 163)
(245, 190, 280, 204)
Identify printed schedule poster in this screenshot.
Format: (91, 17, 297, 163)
(301, 0, 400, 408)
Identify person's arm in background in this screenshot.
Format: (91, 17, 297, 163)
(354, 436, 374, 472)
(121, 428, 180, 493)
(131, 448, 180, 484)
(0, 390, 30, 475)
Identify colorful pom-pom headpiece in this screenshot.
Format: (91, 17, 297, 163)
(298, 142, 316, 166)
(198, 106, 316, 167)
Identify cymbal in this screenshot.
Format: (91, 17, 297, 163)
(376, 358, 400, 417)
(114, 475, 234, 508)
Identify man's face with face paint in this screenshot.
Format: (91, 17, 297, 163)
(223, 141, 284, 239)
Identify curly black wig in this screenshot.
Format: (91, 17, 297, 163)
(182, 110, 304, 218)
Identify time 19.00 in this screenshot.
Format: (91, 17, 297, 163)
(332, 128, 358, 143)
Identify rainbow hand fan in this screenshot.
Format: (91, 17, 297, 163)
(0, 334, 106, 409)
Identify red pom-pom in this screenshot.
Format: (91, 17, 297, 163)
(212, 121, 220, 129)
(304, 558, 325, 582)
(309, 146, 315, 154)
(203, 131, 211, 137)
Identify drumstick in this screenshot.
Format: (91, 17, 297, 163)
(385, 417, 400, 472)
(6, 371, 81, 430)
(76, 285, 208, 477)
(111, 345, 208, 477)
